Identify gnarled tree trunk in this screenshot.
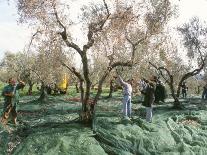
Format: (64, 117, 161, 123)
(75, 81, 79, 93)
(108, 79, 114, 98)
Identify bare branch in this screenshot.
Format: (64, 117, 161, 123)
(30, 68, 42, 82)
(198, 47, 205, 64)
(180, 55, 207, 82)
(53, 4, 66, 36)
(53, 4, 83, 55)
(103, 0, 110, 16)
(27, 30, 41, 53)
(111, 61, 132, 68)
(61, 61, 84, 82)
(83, 0, 111, 52)
(125, 32, 148, 63)
(149, 61, 171, 84)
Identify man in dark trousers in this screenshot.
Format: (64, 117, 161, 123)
(154, 80, 166, 104)
(1, 78, 25, 125)
(142, 76, 156, 122)
(181, 82, 188, 98)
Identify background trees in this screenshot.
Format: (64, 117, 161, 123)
(149, 17, 207, 108)
(12, 0, 174, 122)
(0, 0, 203, 122)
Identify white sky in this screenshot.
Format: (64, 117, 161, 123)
(0, 0, 207, 60)
(169, 0, 207, 27)
(0, 0, 31, 60)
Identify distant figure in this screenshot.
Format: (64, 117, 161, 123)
(114, 75, 132, 118)
(141, 76, 156, 123)
(108, 79, 115, 98)
(202, 84, 207, 100)
(0, 78, 25, 125)
(180, 82, 188, 98)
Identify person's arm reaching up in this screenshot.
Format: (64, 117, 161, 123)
(117, 75, 128, 87)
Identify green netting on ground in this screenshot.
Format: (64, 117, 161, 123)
(0, 96, 106, 155)
(13, 123, 106, 155)
(0, 95, 207, 155)
(94, 98, 207, 155)
(0, 124, 9, 155)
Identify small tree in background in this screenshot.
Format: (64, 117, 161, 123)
(150, 17, 207, 109)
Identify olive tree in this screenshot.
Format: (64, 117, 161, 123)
(150, 17, 207, 108)
(16, 0, 175, 122)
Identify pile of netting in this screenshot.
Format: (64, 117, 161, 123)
(93, 97, 207, 155)
(0, 95, 207, 155)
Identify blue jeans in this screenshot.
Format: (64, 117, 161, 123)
(122, 95, 131, 117)
(146, 107, 153, 122)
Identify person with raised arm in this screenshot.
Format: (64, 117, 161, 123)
(114, 74, 133, 119)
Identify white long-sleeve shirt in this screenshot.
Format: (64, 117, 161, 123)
(117, 75, 132, 96)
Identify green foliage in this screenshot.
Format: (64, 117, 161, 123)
(67, 86, 79, 98)
(0, 82, 6, 102)
(18, 84, 39, 96)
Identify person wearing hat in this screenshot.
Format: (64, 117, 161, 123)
(1, 78, 25, 125)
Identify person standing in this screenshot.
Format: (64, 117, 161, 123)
(154, 80, 166, 104)
(142, 76, 156, 123)
(115, 75, 132, 119)
(181, 82, 188, 98)
(1, 78, 25, 125)
(202, 84, 207, 100)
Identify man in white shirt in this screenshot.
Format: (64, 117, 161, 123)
(114, 75, 133, 118)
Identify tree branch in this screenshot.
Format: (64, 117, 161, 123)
(180, 55, 207, 83)
(149, 61, 171, 84)
(83, 0, 110, 52)
(61, 61, 84, 82)
(111, 61, 132, 68)
(27, 30, 41, 53)
(125, 33, 148, 64)
(103, 0, 110, 16)
(53, 4, 83, 55)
